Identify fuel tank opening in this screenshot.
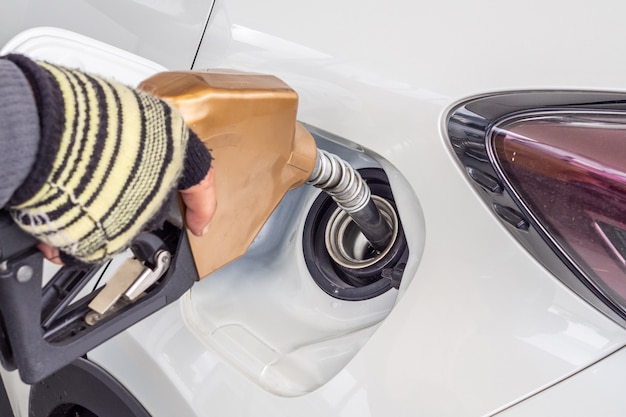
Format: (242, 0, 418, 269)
(325, 196, 398, 269)
(303, 168, 408, 301)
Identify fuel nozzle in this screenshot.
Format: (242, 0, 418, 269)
(307, 149, 392, 252)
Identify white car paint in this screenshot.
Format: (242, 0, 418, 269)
(2, 0, 626, 416)
(0, 0, 213, 70)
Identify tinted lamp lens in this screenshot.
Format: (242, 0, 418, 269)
(492, 113, 626, 307)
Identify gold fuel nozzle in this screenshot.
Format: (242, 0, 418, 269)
(139, 70, 317, 279)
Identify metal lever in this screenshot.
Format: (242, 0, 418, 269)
(87, 250, 171, 319)
(0, 210, 198, 384)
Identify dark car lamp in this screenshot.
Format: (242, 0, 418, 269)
(491, 112, 626, 311)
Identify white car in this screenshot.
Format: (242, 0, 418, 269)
(1, 1, 626, 416)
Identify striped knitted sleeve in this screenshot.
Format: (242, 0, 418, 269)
(4, 54, 212, 265)
(0, 60, 40, 207)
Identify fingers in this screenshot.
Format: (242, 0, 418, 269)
(35, 167, 216, 262)
(37, 167, 217, 263)
(179, 167, 217, 236)
(36, 242, 63, 265)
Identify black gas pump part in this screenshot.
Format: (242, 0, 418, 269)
(0, 210, 197, 384)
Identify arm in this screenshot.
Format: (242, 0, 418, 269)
(0, 59, 39, 207)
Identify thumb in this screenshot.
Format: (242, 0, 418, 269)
(180, 167, 217, 236)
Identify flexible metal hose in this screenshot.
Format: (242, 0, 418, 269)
(306, 149, 392, 251)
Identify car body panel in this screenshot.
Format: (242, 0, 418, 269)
(496, 345, 626, 416)
(0, 0, 214, 70)
(2, 0, 626, 416)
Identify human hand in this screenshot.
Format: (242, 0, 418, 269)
(38, 166, 217, 264)
(5, 54, 215, 266)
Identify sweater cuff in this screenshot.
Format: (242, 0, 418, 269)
(178, 130, 213, 190)
(0, 59, 40, 207)
(4, 54, 65, 206)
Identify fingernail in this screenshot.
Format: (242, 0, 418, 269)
(201, 224, 210, 236)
